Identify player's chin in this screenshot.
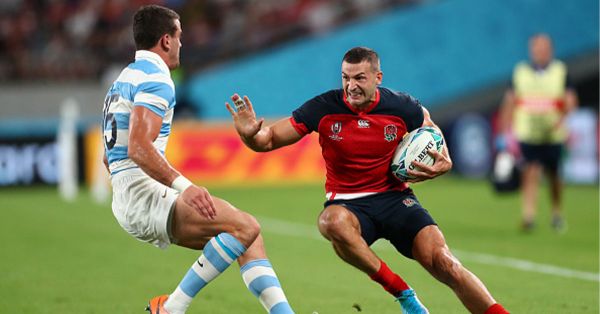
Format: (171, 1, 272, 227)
(347, 97, 365, 107)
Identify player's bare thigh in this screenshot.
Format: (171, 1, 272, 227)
(318, 205, 362, 240)
(170, 195, 260, 250)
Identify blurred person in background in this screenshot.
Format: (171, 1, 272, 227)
(227, 47, 509, 314)
(497, 33, 578, 233)
(102, 5, 294, 314)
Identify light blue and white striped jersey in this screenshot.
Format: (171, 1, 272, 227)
(102, 50, 176, 175)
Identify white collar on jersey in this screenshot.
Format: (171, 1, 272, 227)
(135, 50, 170, 74)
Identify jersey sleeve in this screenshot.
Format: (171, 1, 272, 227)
(289, 116, 310, 136)
(291, 92, 333, 135)
(403, 94, 425, 132)
(133, 80, 174, 118)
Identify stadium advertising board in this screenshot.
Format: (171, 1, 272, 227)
(85, 122, 325, 186)
(0, 136, 84, 186)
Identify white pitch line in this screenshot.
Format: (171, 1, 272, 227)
(451, 250, 600, 282)
(257, 216, 600, 283)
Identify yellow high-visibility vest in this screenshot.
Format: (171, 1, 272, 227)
(512, 60, 568, 144)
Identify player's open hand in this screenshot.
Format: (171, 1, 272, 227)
(181, 185, 217, 220)
(225, 94, 264, 139)
(406, 149, 452, 183)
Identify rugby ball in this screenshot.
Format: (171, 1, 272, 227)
(391, 127, 445, 181)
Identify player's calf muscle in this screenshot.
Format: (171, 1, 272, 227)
(430, 249, 463, 285)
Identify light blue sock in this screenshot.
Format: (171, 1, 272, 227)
(241, 259, 294, 314)
(164, 233, 246, 313)
(396, 289, 429, 314)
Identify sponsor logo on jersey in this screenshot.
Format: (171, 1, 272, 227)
(358, 119, 370, 128)
(403, 198, 416, 207)
(329, 122, 343, 141)
(384, 124, 397, 142)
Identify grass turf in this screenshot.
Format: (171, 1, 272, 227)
(0, 176, 597, 313)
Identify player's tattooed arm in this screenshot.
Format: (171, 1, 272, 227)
(408, 107, 453, 182)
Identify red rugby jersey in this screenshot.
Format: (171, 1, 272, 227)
(291, 87, 424, 198)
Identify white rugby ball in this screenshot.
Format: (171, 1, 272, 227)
(391, 127, 445, 181)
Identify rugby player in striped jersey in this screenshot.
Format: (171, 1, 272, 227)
(103, 5, 294, 314)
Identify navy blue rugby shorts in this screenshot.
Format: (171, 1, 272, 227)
(324, 189, 436, 259)
(519, 142, 563, 172)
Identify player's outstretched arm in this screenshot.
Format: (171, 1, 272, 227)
(226, 94, 303, 152)
(129, 106, 216, 219)
(407, 107, 452, 182)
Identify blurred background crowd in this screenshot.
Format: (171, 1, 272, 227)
(0, 0, 419, 82)
(0, 0, 597, 188)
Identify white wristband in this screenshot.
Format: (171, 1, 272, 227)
(171, 176, 193, 193)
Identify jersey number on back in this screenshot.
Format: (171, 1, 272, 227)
(102, 94, 119, 150)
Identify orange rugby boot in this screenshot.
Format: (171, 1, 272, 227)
(145, 294, 170, 314)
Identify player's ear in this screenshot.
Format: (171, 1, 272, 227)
(376, 71, 383, 85)
(159, 34, 171, 51)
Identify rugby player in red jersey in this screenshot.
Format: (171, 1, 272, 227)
(226, 47, 509, 314)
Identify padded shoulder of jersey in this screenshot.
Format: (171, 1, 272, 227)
(292, 89, 351, 132)
(373, 87, 424, 132)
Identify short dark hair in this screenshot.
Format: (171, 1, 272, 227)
(342, 47, 380, 71)
(133, 5, 180, 50)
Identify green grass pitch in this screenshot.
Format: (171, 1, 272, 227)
(0, 176, 597, 313)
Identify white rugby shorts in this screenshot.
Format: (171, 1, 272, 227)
(111, 168, 179, 249)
